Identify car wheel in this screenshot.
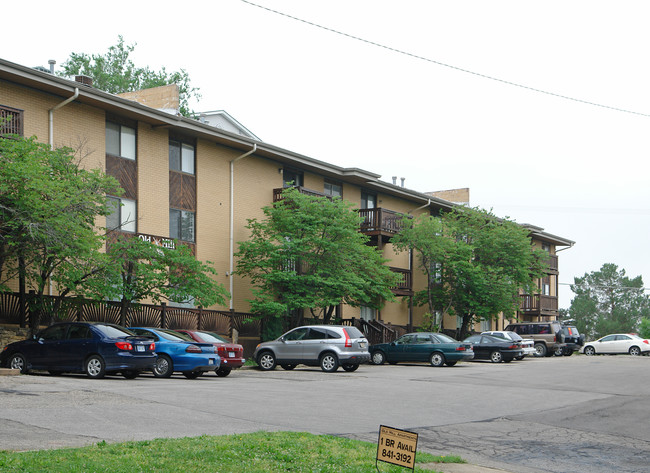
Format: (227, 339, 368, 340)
(342, 364, 359, 372)
(320, 353, 339, 372)
(183, 371, 202, 379)
(445, 361, 457, 367)
(430, 352, 445, 367)
(257, 351, 277, 371)
(516, 355, 525, 360)
(371, 351, 386, 365)
(534, 343, 547, 357)
(8, 353, 28, 374)
(153, 354, 173, 378)
(216, 367, 232, 377)
(584, 345, 596, 356)
(490, 351, 503, 363)
(280, 364, 296, 370)
(629, 346, 641, 356)
(122, 370, 139, 379)
(554, 346, 564, 356)
(85, 355, 106, 379)
(564, 350, 573, 357)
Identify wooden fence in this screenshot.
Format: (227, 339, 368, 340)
(0, 291, 261, 338)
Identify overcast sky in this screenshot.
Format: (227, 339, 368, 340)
(7, 1, 650, 308)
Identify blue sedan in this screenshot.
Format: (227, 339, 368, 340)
(0, 322, 156, 379)
(129, 327, 220, 379)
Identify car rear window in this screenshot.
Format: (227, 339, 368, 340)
(344, 327, 364, 339)
(94, 324, 134, 338)
(197, 331, 228, 343)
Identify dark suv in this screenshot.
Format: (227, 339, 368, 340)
(504, 321, 565, 357)
(556, 325, 585, 356)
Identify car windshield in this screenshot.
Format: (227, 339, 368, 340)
(94, 324, 134, 338)
(435, 333, 458, 343)
(196, 331, 229, 343)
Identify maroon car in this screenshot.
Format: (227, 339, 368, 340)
(175, 330, 244, 377)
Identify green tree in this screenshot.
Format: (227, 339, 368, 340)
(92, 236, 229, 326)
(235, 187, 400, 339)
(60, 35, 200, 117)
(0, 135, 122, 333)
(393, 208, 546, 339)
(569, 264, 650, 339)
(639, 318, 650, 339)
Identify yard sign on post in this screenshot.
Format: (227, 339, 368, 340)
(376, 425, 418, 471)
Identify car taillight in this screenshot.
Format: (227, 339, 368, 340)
(343, 330, 352, 347)
(186, 344, 202, 353)
(115, 341, 133, 351)
(149, 343, 155, 351)
(456, 346, 466, 351)
(508, 344, 519, 349)
(644, 340, 649, 345)
(217, 346, 227, 356)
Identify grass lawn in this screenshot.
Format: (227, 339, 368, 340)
(0, 431, 464, 472)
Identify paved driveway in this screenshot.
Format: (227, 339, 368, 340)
(1, 355, 649, 472)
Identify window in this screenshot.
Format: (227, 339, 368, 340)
(107, 196, 136, 233)
(361, 191, 376, 209)
(169, 139, 195, 174)
(360, 306, 376, 321)
(106, 121, 136, 160)
(324, 180, 342, 198)
(170, 208, 195, 242)
(284, 327, 309, 341)
(283, 169, 303, 187)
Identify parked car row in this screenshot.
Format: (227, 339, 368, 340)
(0, 322, 245, 379)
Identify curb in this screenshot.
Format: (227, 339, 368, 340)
(0, 368, 21, 376)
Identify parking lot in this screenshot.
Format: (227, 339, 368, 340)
(1, 355, 649, 472)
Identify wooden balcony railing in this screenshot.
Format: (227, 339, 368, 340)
(273, 186, 330, 202)
(390, 267, 412, 295)
(519, 294, 558, 315)
(0, 105, 24, 136)
(358, 208, 404, 235)
(545, 254, 558, 273)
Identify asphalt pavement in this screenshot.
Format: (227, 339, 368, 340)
(2, 355, 649, 473)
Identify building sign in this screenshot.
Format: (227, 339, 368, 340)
(137, 233, 176, 249)
(376, 425, 418, 471)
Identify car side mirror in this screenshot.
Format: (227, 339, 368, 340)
(279, 336, 286, 343)
(390, 342, 396, 346)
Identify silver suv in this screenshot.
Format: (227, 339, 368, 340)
(253, 325, 370, 372)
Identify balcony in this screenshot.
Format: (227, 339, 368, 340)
(273, 186, 330, 202)
(358, 208, 405, 239)
(0, 105, 24, 136)
(390, 267, 413, 296)
(519, 294, 558, 318)
(545, 254, 558, 274)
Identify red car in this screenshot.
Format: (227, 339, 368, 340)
(175, 330, 244, 377)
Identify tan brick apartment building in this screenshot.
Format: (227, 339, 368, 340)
(0, 57, 573, 336)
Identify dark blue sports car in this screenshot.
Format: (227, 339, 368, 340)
(129, 327, 220, 379)
(0, 322, 156, 379)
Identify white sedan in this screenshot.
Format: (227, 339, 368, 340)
(581, 334, 650, 356)
(482, 331, 536, 359)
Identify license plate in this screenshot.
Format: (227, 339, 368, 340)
(209, 359, 214, 365)
(136, 345, 145, 352)
(228, 352, 235, 358)
(359, 342, 366, 348)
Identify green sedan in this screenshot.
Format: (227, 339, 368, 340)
(370, 332, 474, 367)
